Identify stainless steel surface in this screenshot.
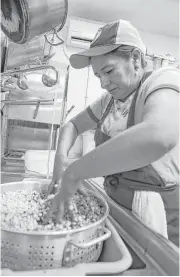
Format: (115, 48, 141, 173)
(7, 121, 57, 151)
(1, 31, 8, 72)
(6, 36, 45, 70)
(1, 181, 110, 270)
(70, 227, 111, 248)
(1, 218, 133, 276)
(59, 65, 69, 126)
(86, 179, 179, 276)
(1, 94, 9, 157)
(1, 0, 68, 44)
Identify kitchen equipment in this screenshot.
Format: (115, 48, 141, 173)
(1, 0, 68, 44)
(6, 36, 45, 70)
(16, 74, 28, 90)
(1, 31, 8, 72)
(24, 150, 56, 177)
(42, 74, 57, 88)
(1, 218, 133, 276)
(1, 180, 110, 271)
(1, 65, 59, 88)
(85, 179, 180, 276)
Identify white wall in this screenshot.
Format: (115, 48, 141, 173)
(139, 31, 179, 59)
(65, 66, 105, 121)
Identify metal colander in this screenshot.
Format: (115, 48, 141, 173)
(1, 181, 111, 271)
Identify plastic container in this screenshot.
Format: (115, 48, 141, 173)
(82, 131, 95, 155)
(24, 150, 56, 177)
(24, 138, 82, 177)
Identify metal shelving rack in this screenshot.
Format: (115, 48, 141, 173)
(0, 37, 70, 183)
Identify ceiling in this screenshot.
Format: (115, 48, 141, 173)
(68, 0, 179, 38)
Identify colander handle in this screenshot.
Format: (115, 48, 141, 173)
(69, 227, 111, 249)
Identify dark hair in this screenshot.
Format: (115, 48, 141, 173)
(111, 45, 147, 68)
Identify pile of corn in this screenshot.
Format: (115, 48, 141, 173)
(1, 189, 105, 232)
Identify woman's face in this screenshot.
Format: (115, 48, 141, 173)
(91, 52, 140, 101)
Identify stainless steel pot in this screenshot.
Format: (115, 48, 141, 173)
(1, 0, 68, 44)
(1, 31, 8, 72)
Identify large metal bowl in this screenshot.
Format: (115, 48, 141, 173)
(1, 180, 111, 270)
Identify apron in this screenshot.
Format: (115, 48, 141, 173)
(94, 75, 179, 247)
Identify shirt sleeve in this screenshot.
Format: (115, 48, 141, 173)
(140, 67, 180, 104)
(86, 92, 111, 123)
(134, 67, 180, 124)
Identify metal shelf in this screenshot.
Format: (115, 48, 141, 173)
(2, 150, 25, 162)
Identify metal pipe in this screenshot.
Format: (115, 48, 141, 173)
(65, 104, 75, 118)
(1, 171, 26, 176)
(3, 157, 24, 162)
(1, 35, 8, 73)
(54, 66, 69, 150)
(1, 171, 49, 179)
(1, 64, 59, 79)
(59, 65, 69, 126)
(1, 99, 54, 105)
(2, 161, 23, 167)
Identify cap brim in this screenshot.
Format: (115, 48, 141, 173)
(70, 45, 120, 69)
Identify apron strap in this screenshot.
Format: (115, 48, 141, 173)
(98, 96, 114, 127)
(127, 70, 153, 128)
(127, 89, 139, 128)
(86, 106, 100, 124)
(105, 174, 177, 192)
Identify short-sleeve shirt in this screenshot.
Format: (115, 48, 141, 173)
(134, 66, 179, 124)
(88, 67, 179, 137)
(89, 91, 135, 137)
(133, 67, 180, 186)
(88, 66, 180, 186)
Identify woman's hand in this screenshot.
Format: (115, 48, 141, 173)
(47, 154, 77, 195)
(45, 165, 81, 223)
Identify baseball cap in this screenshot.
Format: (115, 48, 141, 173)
(70, 19, 146, 69)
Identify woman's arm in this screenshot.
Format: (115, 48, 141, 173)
(55, 91, 107, 158)
(56, 121, 78, 158)
(51, 109, 98, 185)
(56, 108, 98, 157)
(67, 88, 179, 181)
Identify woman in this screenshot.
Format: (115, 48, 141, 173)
(46, 19, 179, 247)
